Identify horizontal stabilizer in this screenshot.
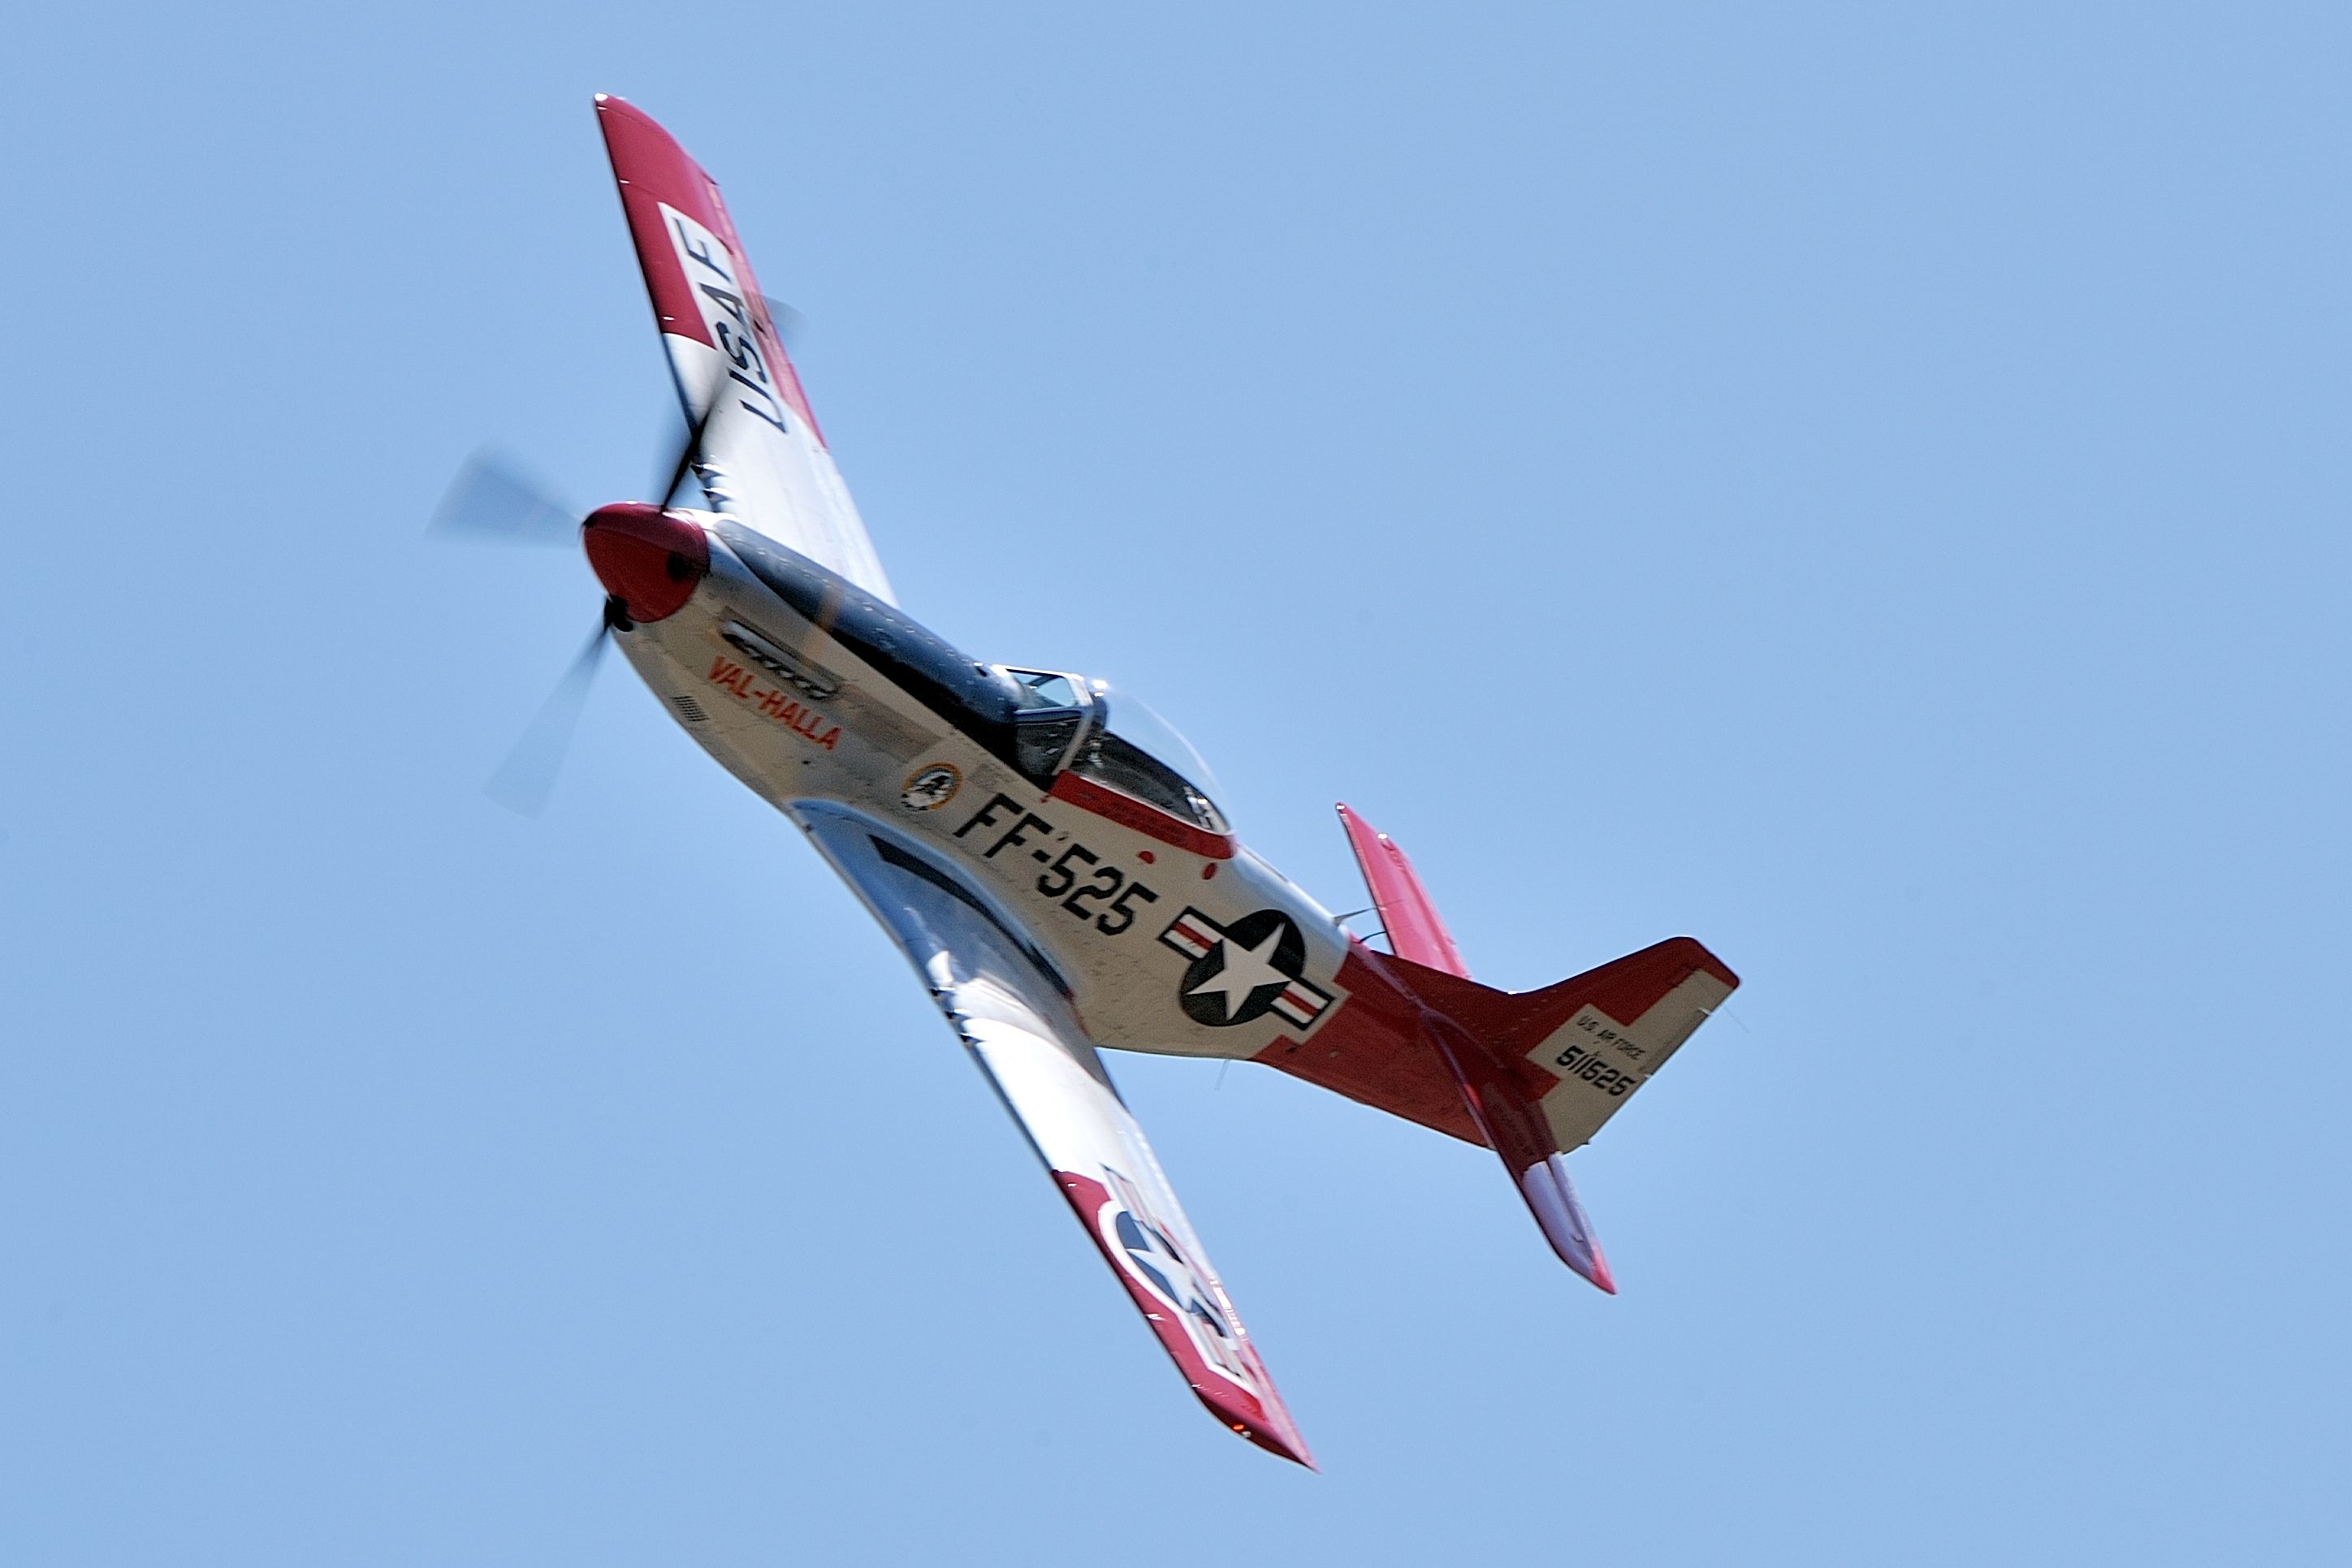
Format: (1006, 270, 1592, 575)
(1520, 1154, 1613, 1293)
(1381, 936, 1739, 1291)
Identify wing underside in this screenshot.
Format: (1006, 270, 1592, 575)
(793, 803, 1312, 1466)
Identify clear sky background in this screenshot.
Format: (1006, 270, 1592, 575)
(4, 2, 2347, 1562)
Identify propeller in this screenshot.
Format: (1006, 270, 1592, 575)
(482, 606, 621, 816)
(761, 296, 807, 353)
(441, 292, 814, 811)
(437, 356, 744, 814)
(653, 404, 708, 512)
(429, 450, 579, 546)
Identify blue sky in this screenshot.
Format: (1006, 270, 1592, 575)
(4, 2, 2347, 1562)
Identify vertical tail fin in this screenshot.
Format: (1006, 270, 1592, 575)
(1336, 804, 1470, 977)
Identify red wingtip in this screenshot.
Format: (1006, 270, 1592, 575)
(1234, 1421, 1319, 1470)
(1588, 1248, 1619, 1296)
(1190, 1376, 1316, 1469)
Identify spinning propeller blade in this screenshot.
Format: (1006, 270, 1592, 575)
(429, 450, 579, 545)
(760, 296, 806, 352)
(483, 611, 616, 817)
(655, 413, 704, 511)
(653, 366, 739, 508)
(452, 340, 742, 814)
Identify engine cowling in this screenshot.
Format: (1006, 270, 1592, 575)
(582, 503, 710, 624)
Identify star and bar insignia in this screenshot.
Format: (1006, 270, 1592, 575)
(1159, 907, 1335, 1031)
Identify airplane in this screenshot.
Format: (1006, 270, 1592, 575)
(435, 94, 1741, 1468)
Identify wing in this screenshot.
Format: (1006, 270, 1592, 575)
(793, 804, 1313, 1466)
(594, 94, 896, 604)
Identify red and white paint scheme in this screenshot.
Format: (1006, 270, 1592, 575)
(460, 97, 1740, 1468)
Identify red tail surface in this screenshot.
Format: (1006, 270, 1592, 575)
(1336, 804, 1469, 978)
(1377, 940, 1737, 1289)
(1326, 807, 1740, 1290)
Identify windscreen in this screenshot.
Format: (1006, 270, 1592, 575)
(1078, 681, 1229, 834)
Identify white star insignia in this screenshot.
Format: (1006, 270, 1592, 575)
(1186, 927, 1291, 1016)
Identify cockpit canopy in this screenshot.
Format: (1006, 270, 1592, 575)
(1007, 670, 1084, 711)
(1001, 668, 1229, 835)
(703, 523, 1229, 835)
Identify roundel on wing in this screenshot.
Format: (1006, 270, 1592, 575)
(1112, 1208, 1228, 1338)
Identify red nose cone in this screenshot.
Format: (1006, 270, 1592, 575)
(582, 503, 710, 624)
